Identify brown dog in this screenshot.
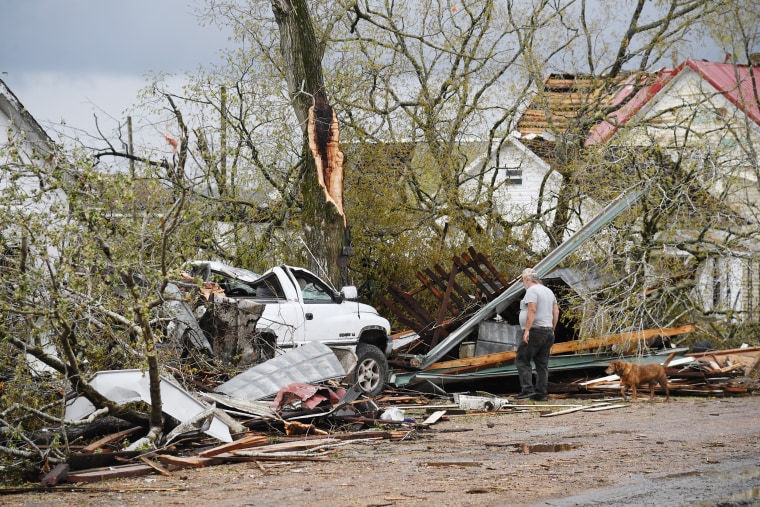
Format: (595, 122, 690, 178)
(605, 360, 670, 402)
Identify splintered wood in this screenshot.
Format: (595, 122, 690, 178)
(60, 429, 413, 483)
(307, 94, 346, 227)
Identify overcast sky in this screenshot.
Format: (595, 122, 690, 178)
(0, 0, 232, 137)
(1, 0, 731, 145)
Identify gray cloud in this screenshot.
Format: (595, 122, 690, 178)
(0, 0, 231, 74)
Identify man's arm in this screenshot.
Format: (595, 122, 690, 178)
(552, 303, 559, 332)
(523, 302, 537, 343)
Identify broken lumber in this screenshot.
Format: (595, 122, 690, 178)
(540, 404, 599, 417)
(421, 410, 447, 425)
(197, 433, 268, 458)
(583, 403, 630, 412)
(67, 463, 155, 483)
(426, 324, 696, 373)
(40, 463, 69, 486)
(156, 454, 226, 469)
(140, 455, 172, 477)
(80, 426, 142, 453)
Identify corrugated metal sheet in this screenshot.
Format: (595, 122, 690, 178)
(214, 341, 346, 401)
(64, 370, 233, 442)
(543, 265, 608, 294)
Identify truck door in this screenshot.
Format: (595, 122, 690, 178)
(253, 271, 306, 348)
(292, 271, 359, 347)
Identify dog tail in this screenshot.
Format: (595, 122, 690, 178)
(661, 350, 678, 367)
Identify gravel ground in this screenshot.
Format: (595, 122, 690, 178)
(5, 394, 760, 507)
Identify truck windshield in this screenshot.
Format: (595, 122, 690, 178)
(296, 275, 333, 302)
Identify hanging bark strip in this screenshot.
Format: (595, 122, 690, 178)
(307, 95, 347, 227)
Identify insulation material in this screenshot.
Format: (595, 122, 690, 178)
(307, 97, 347, 227)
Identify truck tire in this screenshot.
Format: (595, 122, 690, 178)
(350, 344, 388, 397)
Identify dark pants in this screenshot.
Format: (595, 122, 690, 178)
(515, 328, 555, 396)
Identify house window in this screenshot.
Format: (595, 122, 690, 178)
(494, 166, 522, 185)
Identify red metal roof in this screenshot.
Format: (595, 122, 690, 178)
(688, 59, 760, 125)
(586, 60, 760, 145)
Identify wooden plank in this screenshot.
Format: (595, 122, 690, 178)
(469, 247, 510, 289)
(419, 461, 482, 467)
(68, 450, 142, 471)
(67, 463, 155, 483)
(549, 324, 696, 355)
(430, 266, 458, 348)
(422, 268, 465, 311)
(241, 437, 340, 454)
(80, 426, 142, 453)
(140, 456, 172, 477)
(433, 264, 470, 304)
(453, 255, 491, 296)
(583, 403, 630, 412)
(197, 434, 269, 458)
(540, 404, 599, 417)
(427, 350, 517, 373)
(40, 463, 69, 486)
(156, 454, 225, 468)
(422, 410, 447, 425)
(426, 324, 696, 372)
(688, 346, 760, 359)
(387, 285, 437, 334)
(416, 271, 444, 301)
(461, 251, 501, 296)
(377, 293, 420, 332)
(330, 430, 394, 441)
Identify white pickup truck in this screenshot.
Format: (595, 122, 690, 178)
(183, 262, 393, 397)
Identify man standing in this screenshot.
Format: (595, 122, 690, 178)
(514, 268, 559, 401)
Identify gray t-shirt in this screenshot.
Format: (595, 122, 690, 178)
(519, 284, 557, 329)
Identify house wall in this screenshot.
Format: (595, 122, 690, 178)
(613, 68, 760, 323)
(627, 68, 760, 195)
(695, 256, 760, 322)
(459, 136, 565, 251)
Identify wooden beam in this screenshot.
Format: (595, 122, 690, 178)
(469, 247, 510, 289)
(433, 264, 470, 304)
(421, 410, 447, 426)
(425, 324, 696, 373)
(197, 433, 269, 458)
(67, 464, 155, 483)
(430, 265, 459, 348)
(461, 251, 501, 296)
(140, 456, 173, 477)
(40, 463, 69, 486)
(80, 426, 142, 453)
(156, 455, 226, 469)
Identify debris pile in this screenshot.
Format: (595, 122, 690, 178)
(581, 346, 760, 397)
(11, 345, 759, 491)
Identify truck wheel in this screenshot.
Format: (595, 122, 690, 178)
(350, 344, 388, 397)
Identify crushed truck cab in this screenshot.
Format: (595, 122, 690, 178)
(182, 262, 392, 396)
(251, 265, 392, 357)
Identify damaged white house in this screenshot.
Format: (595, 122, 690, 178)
(483, 59, 760, 323)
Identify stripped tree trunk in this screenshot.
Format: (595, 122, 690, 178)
(271, 0, 348, 286)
